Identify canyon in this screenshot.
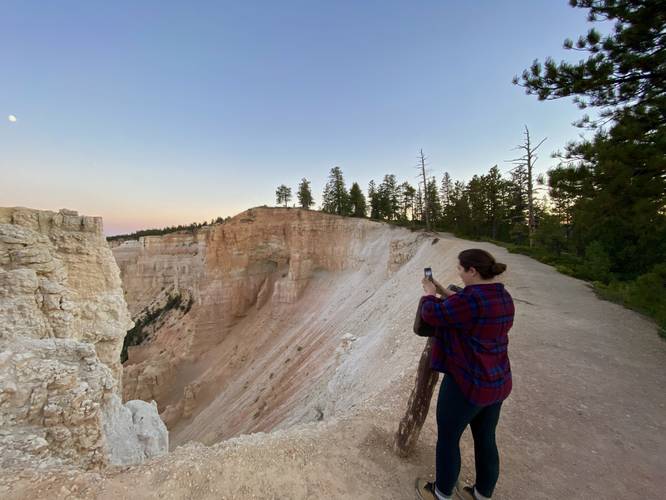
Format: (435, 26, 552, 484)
(110, 207, 427, 446)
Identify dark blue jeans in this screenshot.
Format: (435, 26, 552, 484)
(435, 375, 502, 498)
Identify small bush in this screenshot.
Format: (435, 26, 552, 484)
(555, 265, 576, 277)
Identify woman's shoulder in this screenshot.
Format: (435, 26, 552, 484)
(462, 282, 506, 293)
(463, 283, 513, 305)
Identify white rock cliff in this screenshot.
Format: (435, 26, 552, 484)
(0, 207, 167, 469)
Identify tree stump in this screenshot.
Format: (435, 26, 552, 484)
(394, 338, 440, 457)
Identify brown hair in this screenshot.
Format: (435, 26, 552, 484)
(458, 249, 507, 280)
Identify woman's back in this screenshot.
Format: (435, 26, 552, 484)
(421, 282, 515, 406)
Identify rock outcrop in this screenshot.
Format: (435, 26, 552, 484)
(0, 207, 168, 469)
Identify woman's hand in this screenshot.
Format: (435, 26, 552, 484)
(431, 278, 446, 295)
(421, 277, 437, 295)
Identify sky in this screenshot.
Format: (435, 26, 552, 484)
(1, 1, 600, 236)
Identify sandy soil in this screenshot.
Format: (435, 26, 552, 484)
(2, 232, 664, 499)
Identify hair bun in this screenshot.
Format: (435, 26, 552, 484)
(491, 262, 507, 275)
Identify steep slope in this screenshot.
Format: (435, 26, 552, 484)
(110, 207, 427, 445)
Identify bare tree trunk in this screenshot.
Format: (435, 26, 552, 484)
(525, 126, 535, 248)
(394, 338, 440, 457)
(506, 126, 546, 248)
(419, 149, 431, 232)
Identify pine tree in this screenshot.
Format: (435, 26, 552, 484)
(449, 181, 469, 234)
(275, 184, 292, 207)
(506, 165, 529, 244)
(349, 182, 367, 217)
(440, 172, 454, 228)
(514, 0, 665, 130)
(484, 165, 509, 240)
(414, 187, 424, 224)
(400, 182, 416, 221)
(297, 178, 314, 209)
(378, 174, 400, 221)
(368, 180, 380, 219)
(515, 0, 666, 276)
(440, 172, 453, 208)
(546, 163, 594, 244)
(425, 176, 442, 227)
(466, 175, 487, 237)
(322, 166, 351, 216)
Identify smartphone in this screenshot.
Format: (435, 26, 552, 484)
(447, 284, 463, 293)
(424, 267, 433, 280)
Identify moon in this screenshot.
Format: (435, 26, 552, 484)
(8, 115, 17, 123)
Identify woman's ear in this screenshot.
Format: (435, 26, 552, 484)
(469, 266, 478, 277)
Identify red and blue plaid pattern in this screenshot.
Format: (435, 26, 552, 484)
(421, 283, 514, 406)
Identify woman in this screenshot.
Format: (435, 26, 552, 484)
(415, 249, 515, 500)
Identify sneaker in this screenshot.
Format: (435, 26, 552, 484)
(415, 478, 437, 500)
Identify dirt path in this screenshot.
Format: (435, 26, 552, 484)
(2, 234, 664, 499)
(447, 237, 666, 499)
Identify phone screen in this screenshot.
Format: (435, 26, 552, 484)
(424, 267, 433, 279)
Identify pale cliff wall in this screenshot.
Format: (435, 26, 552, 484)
(0, 207, 167, 469)
(112, 207, 425, 444)
(110, 233, 205, 318)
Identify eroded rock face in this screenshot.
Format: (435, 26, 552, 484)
(111, 207, 425, 444)
(0, 207, 168, 469)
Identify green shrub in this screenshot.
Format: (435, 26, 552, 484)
(555, 265, 576, 277)
(120, 292, 186, 362)
(595, 264, 666, 339)
(583, 241, 612, 283)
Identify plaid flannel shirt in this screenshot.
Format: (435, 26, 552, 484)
(421, 283, 514, 406)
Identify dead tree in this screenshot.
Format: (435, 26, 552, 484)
(394, 338, 440, 457)
(505, 126, 546, 248)
(416, 149, 432, 231)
